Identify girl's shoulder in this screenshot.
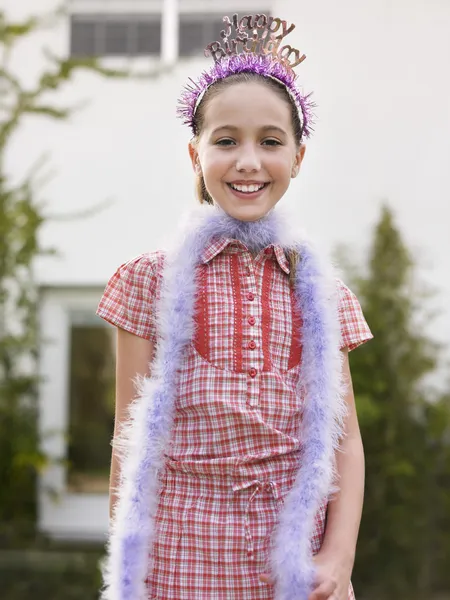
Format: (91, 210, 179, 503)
(116, 250, 166, 282)
(96, 251, 166, 342)
(336, 278, 357, 303)
(335, 278, 373, 351)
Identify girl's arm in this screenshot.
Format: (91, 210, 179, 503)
(109, 327, 154, 519)
(307, 348, 365, 600)
(320, 348, 365, 562)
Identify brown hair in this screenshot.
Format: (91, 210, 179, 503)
(192, 72, 302, 282)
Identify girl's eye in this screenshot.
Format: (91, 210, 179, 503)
(215, 138, 236, 146)
(262, 138, 282, 146)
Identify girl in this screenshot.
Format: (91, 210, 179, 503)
(97, 13, 372, 600)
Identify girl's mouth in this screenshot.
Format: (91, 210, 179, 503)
(227, 182, 269, 199)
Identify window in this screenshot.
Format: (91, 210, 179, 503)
(70, 14, 161, 57)
(70, 10, 271, 59)
(179, 14, 225, 57)
(180, 12, 271, 57)
(67, 312, 115, 494)
(39, 289, 116, 539)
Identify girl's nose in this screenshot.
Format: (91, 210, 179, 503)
(235, 145, 261, 172)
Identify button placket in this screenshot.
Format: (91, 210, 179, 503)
(246, 373, 260, 407)
(239, 252, 263, 404)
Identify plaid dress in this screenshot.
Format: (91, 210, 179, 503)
(97, 238, 372, 600)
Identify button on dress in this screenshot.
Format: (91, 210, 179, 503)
(97, 238, 372, 600)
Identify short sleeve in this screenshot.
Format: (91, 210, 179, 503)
(337, 280, 373, 351)
(96, 252, 164, 343)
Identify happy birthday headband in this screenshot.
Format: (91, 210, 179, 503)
(177, 13, 315, 138)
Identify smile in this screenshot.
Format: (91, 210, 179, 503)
(228, 182, 269, 194)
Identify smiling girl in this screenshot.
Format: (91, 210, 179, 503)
(97, 13, 372, 600)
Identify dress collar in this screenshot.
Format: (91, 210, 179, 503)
(200, 238, 291, 275)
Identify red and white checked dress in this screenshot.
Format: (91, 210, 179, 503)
(97, 238, 372, 600)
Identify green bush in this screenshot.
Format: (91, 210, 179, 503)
(347, 206, 450, 599)
(0, 548, 103, 600)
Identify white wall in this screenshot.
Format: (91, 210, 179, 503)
(278, 0, 450, 367)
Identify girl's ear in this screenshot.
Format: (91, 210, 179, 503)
(188, 142, 202, 174)
(291, 143, 306, 178)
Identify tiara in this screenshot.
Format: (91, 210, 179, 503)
(177, 13, 315, 137)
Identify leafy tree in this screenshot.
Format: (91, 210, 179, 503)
(0, 8, 127, 535)
(346, 206, 450, 599)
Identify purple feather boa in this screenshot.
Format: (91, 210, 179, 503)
(101, 206, 344, 600)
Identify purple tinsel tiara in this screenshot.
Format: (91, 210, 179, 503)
(177, 13, 316, 138)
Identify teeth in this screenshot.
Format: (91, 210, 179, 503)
(231, 183, 265, 193)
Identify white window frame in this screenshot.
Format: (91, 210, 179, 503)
(38, 287, 113, 541)
(68, 1, 268, 15)
(69, 0, 162, 14)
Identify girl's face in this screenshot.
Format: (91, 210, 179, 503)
(189, 82, 306, 222)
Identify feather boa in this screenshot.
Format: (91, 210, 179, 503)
(101, 206, 346, 600)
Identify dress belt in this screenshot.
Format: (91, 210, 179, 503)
(232, 479, 284, 559)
